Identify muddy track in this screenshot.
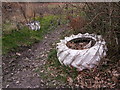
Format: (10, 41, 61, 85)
(2, 25, 68, 88)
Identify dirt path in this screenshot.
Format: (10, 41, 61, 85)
(3, 25, 68, 88)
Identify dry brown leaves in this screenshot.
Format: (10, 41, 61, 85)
(66, 41, 88, 50)
(67, 76, 73, 85)
(76, 67, 120, 88)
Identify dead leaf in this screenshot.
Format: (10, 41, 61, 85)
(16, 81, 20, 84)
(112, 76, 118, 83)
(16, 53, 21, 56)
(67, 77, 73, 85)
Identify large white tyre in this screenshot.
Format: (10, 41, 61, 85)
(56, 33, 107, 71)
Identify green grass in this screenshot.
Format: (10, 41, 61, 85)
(2, 15, 59, 54)
(43, 49, 78, 84)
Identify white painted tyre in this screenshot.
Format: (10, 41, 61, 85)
(56, 33, 107, 71)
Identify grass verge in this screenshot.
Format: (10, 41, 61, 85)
(39, 49, 78, 87)
(2, 15, 59, 54)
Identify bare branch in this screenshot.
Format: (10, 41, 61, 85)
(81, 12, 106, 30)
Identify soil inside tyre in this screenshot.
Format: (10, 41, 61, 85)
(66, 37, 96, 50)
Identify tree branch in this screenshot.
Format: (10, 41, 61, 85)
(81, 12, 106, 30)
